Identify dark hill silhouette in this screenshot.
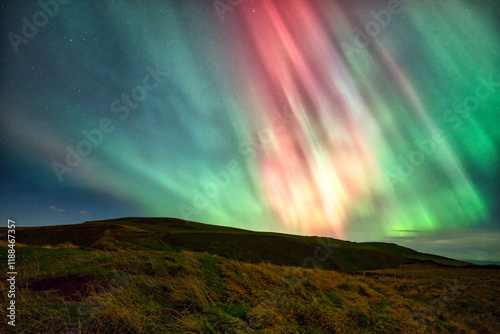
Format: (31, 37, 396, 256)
(10, 217, 470, 271)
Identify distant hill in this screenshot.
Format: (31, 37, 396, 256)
(7, 217, 470, 271)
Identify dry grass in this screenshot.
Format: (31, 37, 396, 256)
(40, 242, 80, 250)
(0, 246, 499, 333)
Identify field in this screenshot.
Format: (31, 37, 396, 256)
(1, 218, 499, 333)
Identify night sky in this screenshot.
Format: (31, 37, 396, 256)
(1, 0, 499, 262)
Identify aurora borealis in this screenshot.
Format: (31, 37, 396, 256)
(1, 0, 499, 261)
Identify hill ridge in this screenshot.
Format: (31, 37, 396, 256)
(4, 217, 471, 271)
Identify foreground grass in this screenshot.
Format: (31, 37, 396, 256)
(0, 246, 499, 333)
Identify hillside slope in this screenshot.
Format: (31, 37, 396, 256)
(8, 217, 469, 271)
(1, 218, 498, 333)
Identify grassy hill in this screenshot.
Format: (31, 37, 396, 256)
(1, 217, 498, 333)
(7, 217, 469, 271)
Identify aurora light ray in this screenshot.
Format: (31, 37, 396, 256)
(233, 0, 381, 237)
(230, 0, 499, 238)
